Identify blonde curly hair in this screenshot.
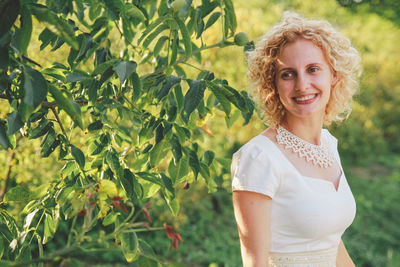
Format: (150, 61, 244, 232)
(246, 11, 362, 128)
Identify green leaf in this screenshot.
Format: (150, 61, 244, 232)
(174, 124, 190, 143)
(87, 120, 103, 131)
(160, 173, 174, 199)
(106, 150, 123, 178)
(0, 120, 11, 149)
(138, 16, 168, 44)
(29, 118, 52, 139)
(149, 140, 168, 167)
(0, 45, 9, 69)
(120, 231, 138, 262)
(0, 0, 20, 39)
(103, 212, 117, 226)
(171, 134, 182, 163)
(156, 75, 181, 101)
(89, 0, 102, 20)
(0, 209, 18, 238)
(4, 186, 30, 202)
(165, 197, 179, 216)
(42, 68, 66, 82)
(18, 102, 34, 122)
(153, 36, 169, 57)
(88, 79, 99, 104)
(174, 15, 192, 58)
(56, 186, 75, 203)
(122, 16, 135, 43)
(143, 24, 169, 49)
(124, 3, 145, 21)
(40, 128, 60, 157)
(12, 4, 32, 55)
(204, 150, 215, 166)
(22, 65, 48, 110)
(182, 80, 206, 122)
(131, 72, 142, 101)
(113, 61, 137, 83)
(92, 59, 119, 76)
(43, 213, 56, 244)
(188, 148, 200, 180)
(206, 81, 231, 116)
(15, 244, 31, 263)
(66, 71, 90, 83)
(169, 30, 178, 65)
(220, 83, 248, 112)
(30, 4, 79, 50)
(174, 84, 184, 112)
(121, 169, 135, 200)
(0, 236, 4, 259)
(88, 133, 109, 155)
(223, 0, 237, 36)
(199, 1, 219, 18)
(38, 28, 57, 50)
(70, 144, 85, 169)
(48, 84, 83, 129)
(103, 0, 123, 20)
(204, 12, 221, 31)
(7, 111, 23, 135)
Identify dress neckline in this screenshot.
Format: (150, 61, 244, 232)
(256, 132, 343, 192)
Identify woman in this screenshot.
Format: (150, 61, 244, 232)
(231, 12, 362, 267)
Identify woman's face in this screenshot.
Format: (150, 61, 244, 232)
(274, 38, 336, 123)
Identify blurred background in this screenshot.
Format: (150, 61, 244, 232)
(1, 0, 399, 266)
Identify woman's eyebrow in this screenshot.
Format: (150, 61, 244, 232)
(277, 62, 326, 72)
(277, 67, 294, 73)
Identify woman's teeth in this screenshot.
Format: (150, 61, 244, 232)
(295, 94, 316, 101)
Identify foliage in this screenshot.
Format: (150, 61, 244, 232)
(337, 0, 400, 27)
(1, 0, 400, 266)
(0, 0, 254, 265)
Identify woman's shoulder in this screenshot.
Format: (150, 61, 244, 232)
(233, 129, 279, 162)
(322, 128, 338, 146)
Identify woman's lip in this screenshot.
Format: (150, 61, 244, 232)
(293, 94, 318, 104)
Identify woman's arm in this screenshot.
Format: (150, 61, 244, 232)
(232, 190, 272, 267)
(336, 239, 355, 267)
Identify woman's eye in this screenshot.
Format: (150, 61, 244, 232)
(309, 67, 319, 73)
(281, 72, 294, 79)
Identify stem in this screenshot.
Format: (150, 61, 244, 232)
(28, 210, 46, 245)
(50, 107, 68, 137)
(181, 62, 203, 71)
(36, 234, 44, 267)
(67, 215, 77, 246)
(152, 40, 234, 76)
(127, 227, 164, 233)
(220, 0, 226, 40)
(0, 139, 18, 201)
(22, 55, 42, 68)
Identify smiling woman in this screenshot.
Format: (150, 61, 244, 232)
(231, 12, 362, 267)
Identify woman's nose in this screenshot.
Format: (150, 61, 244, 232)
(295, 73, 310, 92)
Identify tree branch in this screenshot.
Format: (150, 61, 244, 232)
(22, 55, 42, 68)
(0, 135, 20, 201)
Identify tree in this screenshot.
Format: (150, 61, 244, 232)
(337, 0, 400, 27)
(0, 0, 253, 265)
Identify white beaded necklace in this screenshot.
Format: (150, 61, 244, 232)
(276, 125, 335, 168)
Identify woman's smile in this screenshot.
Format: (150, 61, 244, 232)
(293, 93, 318, 104)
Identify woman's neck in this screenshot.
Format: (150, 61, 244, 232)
(280, 115, 324, 145)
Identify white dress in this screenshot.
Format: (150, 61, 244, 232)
(231, 129, 356, 267)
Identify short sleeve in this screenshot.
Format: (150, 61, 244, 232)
(323, 129, 341, 164)
(231, 141, 280, 198)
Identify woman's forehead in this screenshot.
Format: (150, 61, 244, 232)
(275, 39, 328, 68)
